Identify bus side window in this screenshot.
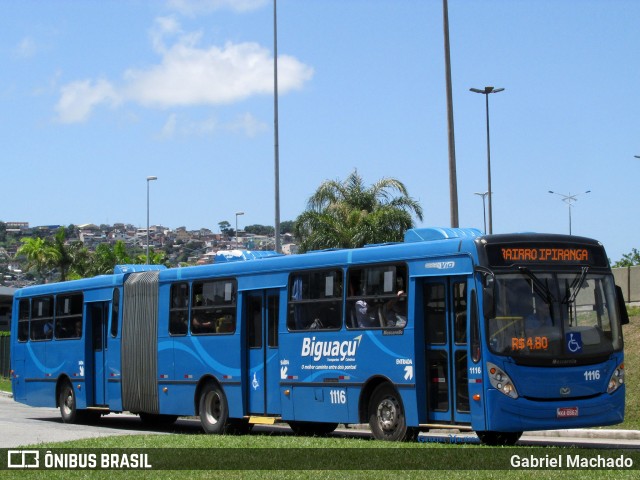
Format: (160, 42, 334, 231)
(191, 280, 237, 335)
(17, 299, 30, 342)
(170, 283, 189, 335)
(30, 296, 54, 341)
(55, 293, 83, 339)
(110, 288, 120, 338)
(347, 264, 408, 330)
(287, 270, 343, 331)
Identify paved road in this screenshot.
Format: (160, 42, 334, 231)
(1, 392, 640, 449)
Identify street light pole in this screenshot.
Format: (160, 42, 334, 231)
(474, 191, 489, 234)
(548, 190, 590, 235)
(443, 0, 459, 228)
(235, 212, 244, 249)
(470, 86, 504, 234)
(146, 176, 157, 264)
(273, 0, 281, 253)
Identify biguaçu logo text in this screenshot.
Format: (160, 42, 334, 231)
(301, 335, 363, 361)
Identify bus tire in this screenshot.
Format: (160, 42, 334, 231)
(199, 383, 229, 434)
(368, 383, 417, 441)
(476, 431, 522, 446)
(59, 381, 79, 424)
(288, 421, 339, 437)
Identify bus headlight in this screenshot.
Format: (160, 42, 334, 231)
(607, 363, 624, 394)
(487, 362, 518, 399)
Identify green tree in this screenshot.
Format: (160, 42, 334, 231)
(16, 236, 57, 282)
(50, 227, 74, 281)
(613, 248, 640, 268)
(88, 242, 125, 276)
(218, 221, 233, 238)
(280, 220, 295, 234)
(294, 170, 423, 252)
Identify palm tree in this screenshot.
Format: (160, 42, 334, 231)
(50, 227, 73, 281)
(16, 236, 57, 282)
(294, 170, 424, 252)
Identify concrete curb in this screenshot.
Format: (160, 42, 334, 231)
(0, 390, 13, 399)
(524, 429, 640, 440)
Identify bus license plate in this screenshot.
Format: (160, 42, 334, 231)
(557, 407, 579, 418)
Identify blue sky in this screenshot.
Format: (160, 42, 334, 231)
(1, 0, 639, 262)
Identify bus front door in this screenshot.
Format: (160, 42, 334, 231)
(422, 278, 471, 425)
(86, 302, 109, 406)
(245, 290, 280, 416)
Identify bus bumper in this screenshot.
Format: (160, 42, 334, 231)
(483, 386, 625, 432)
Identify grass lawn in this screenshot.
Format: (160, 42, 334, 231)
(0, 376, 10, 393)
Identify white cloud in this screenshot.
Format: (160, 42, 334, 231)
(123, 40, 312, 108)
(13, 37, 38, 59)
(55, 18, 313, 123)
(55, 79, 120, 123)
(167, 0, 269, 15)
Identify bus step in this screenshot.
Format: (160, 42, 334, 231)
(419, 423, 473, 431)
(248, 416, 279, 425)
(86, 407, 110, 412)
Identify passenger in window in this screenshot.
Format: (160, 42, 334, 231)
(192, 315, 214, 334)
(215, 315, 234, 333)
(74, 320, 83, 338)
(348, 281, 378, 328)
(354, 294, 379, 328)
(44, 321, 53, 339)
(383, 290, 407, 328)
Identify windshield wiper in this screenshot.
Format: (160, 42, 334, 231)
(519, 267, 556, 306)
(518, 267, 556, 305)
(563, 266, 589, 305)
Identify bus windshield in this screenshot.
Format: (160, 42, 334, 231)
(487, 270, 623, 364)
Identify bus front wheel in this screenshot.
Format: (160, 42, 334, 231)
(199, 383, 229, 434)
(368, 384, 417, 441)
(476, 431, 522, 446)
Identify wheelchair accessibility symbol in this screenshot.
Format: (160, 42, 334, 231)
(566, 332, 583, 354)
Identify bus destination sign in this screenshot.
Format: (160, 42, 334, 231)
(486, 243, 607, 267)
(501, 247, 589, 263)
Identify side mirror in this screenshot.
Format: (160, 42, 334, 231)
(475, 266, 495, 319)
(615, 285, 630, 326)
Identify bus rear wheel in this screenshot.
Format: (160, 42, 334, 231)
(368, 384, 417, 441)
(476, 431, 522, 446)
(59, 381, 79, 424)
(199, 383, 229, 434)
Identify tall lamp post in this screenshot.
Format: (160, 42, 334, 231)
(474, 191, 489, 234)
(235, 211, 244, 249)
(548, 190, 590, 235)
(470, 86, 504, 234)
(273, 0, 281, 253)
(146, 176, 157, 264)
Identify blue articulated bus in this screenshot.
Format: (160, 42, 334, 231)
(10, 228, 629, 444)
